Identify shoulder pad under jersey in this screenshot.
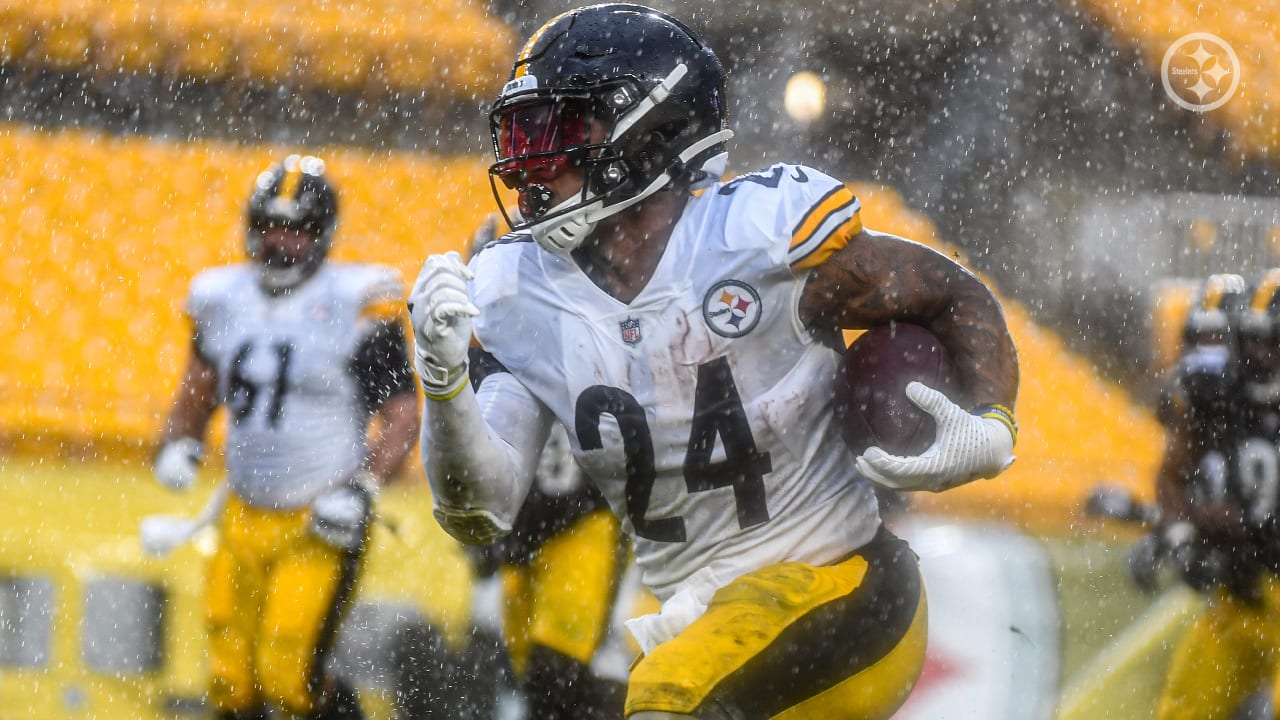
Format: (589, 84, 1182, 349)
(714, 163, 863, 271)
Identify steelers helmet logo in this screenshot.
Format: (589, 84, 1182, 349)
(703, 280, 762, 338)
(1161, 33, 1240, 113)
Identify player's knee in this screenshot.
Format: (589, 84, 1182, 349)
(525, 644, 624, 720)
(207, 629, 257, 713)
(256, 639, 316, 713)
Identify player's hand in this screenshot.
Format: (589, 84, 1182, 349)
(154, 438, 203, 491)
(310, 472, 377, 551)
(855, 381, 1015, 492)
(1126, 533, 1164, 592)
(408, 251, 478, 399)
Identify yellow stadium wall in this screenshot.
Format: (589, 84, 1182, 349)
(3, 0, 514, 98)
(0, 125, 496, 455)
(0, 126, 1165, 528)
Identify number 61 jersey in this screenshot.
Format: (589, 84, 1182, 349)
(185, 262, 405, 509)
(470, 164, 880, 601)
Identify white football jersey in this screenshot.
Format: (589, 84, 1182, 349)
(470, 164, 879, 600)
(187, 263, 403, 509)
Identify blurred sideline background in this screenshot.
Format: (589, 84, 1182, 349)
(0, 0, 1275, 717)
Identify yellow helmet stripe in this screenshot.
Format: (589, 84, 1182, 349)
(278, 164, 301, 200)
(1253, 268, 1280, 312)
(1201, 273, 1246, 310)
(514, 10, 575, 78)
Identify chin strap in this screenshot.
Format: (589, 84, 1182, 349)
(530, 128, 735, 253)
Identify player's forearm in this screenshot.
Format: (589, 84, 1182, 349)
(924, 276, 1019, 410)
(802, 231, 1019, 409)
(420, 386, 527, 540)
(161, 352, 218, 443)
(364, 393, 420, 482)
(162, 398, 210, 443)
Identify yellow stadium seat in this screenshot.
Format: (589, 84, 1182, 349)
(431, 20, 514, 99)
(236, 8, 301, 86)
(165, 7, 235, 81)
(378, 29, 443, 95)
(0, 4, 34, 65)
(93, 1, 167, 76)
(31, 2, 95, 72)
(295, 11, 376, 93)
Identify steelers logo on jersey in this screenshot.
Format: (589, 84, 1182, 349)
(703, 280, 763, 338)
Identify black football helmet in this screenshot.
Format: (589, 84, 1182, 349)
(487, 3, 733, 252)
(1239, 268, 1280, 403)
(246, 154, 338, 291)
(1181, 272, 1248, 348)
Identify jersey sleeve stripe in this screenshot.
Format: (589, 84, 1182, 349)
(788, 212, 863, 271)
(788, 188, 862, 269)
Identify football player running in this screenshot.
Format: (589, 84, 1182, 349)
(154, 155, 420, 720)
(410, 5, 1019, 719)
(1155, 271, 1280, 720)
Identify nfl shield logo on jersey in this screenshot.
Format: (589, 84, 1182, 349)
(620, 317, 642, 345)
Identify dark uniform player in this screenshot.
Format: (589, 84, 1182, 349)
(1156, 271, 1280, 720)
(458, 216, 628, 720)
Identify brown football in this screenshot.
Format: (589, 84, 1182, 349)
(835, 323, 962, 456)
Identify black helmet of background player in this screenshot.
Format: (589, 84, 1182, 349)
(246, 154, 338, 292)
(1172, 273, 1248, 440)
(487, 3, 733, 253)
(1180, 272, 1248, 349)
(1239, 268, 1280, 405)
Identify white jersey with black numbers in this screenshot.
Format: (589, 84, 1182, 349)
(187, 262, 403, 509)
(470, 164, 880, 600)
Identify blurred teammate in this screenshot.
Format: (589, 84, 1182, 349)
(1154, 271, 1280, 720)
(409, 5, 1019, 718)
(459, 214, 628, 720)
(153, 155, 419, 720)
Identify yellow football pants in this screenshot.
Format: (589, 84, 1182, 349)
(626, 527, 927, 719)
(500, 508, 625, 678)
(206, 493, 366, 715)
(1156, 572, 1280, 720)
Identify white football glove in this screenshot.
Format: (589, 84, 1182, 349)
(154, 438, 203, 491)
(855, 382, 1016, 493)
(310, 472, 377, 551)
(139, 482, 228, 557)
(408, 251, 479, 399)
